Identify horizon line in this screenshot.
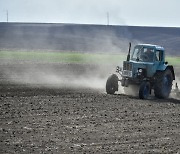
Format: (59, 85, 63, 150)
(0, 21, 180, 29)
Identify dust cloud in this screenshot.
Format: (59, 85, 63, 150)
(1, 59, 180, 100)
(170, 66, 180, 99)
(0, 23, 142, 92)
(1, 60, 121, 92)
(171, 76, 180, 100)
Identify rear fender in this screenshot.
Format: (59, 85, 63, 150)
(167, 65, 175, 80)
(156, 65, 175, 80)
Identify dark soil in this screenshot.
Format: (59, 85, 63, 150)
(0, 63, 180, 154)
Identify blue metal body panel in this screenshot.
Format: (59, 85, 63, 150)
(122, 44, 168, 79)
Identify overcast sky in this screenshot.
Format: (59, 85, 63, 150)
(0, 0, 180, 27)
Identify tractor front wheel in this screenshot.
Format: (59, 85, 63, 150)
(106, 74, 118, 94)
(139, 81, 150, 99)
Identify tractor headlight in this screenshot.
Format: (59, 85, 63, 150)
(138, 68, 143, 73)
(137, 68, 143, 76)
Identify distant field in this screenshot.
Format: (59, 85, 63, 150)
(166, 57, 180, 66)
(0, 51, 179, 66)
(0, 51, 125, 64)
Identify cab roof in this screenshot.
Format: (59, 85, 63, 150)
(136, 44, 164, 51)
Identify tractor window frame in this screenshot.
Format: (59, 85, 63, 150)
(131, 46, 155, 62)
(155, 50, 163, 61)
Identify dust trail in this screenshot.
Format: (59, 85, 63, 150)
(0, 23, 142, 92)
(1, 62, 116, 91)
(170, 66, 180, 99)
(170, 76, 180, 100)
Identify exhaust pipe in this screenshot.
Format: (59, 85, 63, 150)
(126, 42, 131, 61)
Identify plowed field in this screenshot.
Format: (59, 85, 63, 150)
(0, 62, 180, 153)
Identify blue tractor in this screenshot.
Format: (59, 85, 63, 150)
(106, 43, 175, 99)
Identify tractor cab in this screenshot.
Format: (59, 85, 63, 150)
(131, 44, 165, 63)
(124, 44, 167, 78)
(121, 44, 166, 79)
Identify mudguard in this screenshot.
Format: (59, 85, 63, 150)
(157, 65, 175, 80)
(167, 65, 175, 80)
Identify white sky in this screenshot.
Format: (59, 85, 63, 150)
(0, 0, 180, 27)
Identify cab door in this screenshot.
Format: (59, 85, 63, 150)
(146, 50, 160, 77)
(154, 50, 163, 70)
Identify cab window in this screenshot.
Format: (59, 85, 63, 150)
(155, 50, 162, 61)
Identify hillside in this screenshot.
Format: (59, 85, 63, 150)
(0, 22, 180, 55)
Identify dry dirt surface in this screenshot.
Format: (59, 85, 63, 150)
(0, 63, 180, 154)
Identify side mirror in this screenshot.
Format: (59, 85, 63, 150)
(165, 61, 168, 65)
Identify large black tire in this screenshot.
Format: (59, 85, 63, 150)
(154, 69, 173, 99)
(106, 74, 118, 94)
(139, 81, 150, 99)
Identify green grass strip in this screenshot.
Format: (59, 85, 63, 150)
(166, 57, 180, 66)
(0, 50, 179, 66)
(0, 51, 125, 64)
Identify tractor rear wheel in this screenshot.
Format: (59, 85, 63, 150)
(139, 81, 150, 99)
(106, 74, 118, 94)
(154, 69, 173, 99)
